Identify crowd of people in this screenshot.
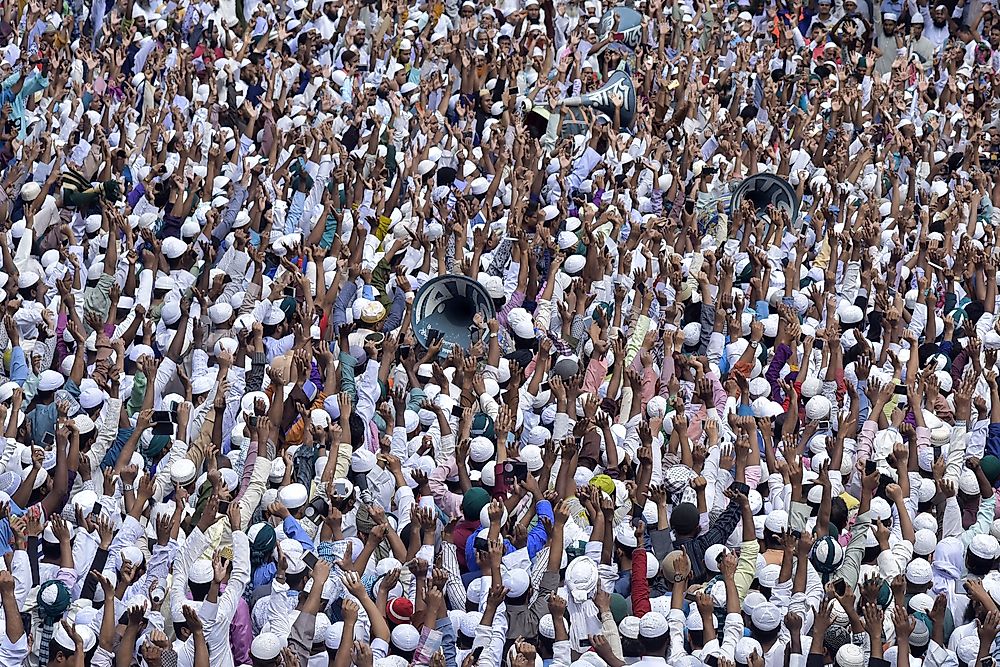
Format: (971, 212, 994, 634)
(1, 0, 1000, 664)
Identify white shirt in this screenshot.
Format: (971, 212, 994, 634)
(175, 530, 251, 667)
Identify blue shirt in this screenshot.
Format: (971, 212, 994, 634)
(464, 500, 554, 575)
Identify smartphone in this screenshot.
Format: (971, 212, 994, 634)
(42, 432, 55, 447)
(304, 496, 328, 520)
(398, 344, 411, 360)
(303, 551, 319, 568)
(502, 460, 528, 486)
(333, 480, 349, 497)
(473, 536, 490, 552)
(865, 459, 877, 475)
(152, 409, 174, 424)
(427, 328, 442, 344)
(730, 481, 750, 496)
(451, 403, 464, 419)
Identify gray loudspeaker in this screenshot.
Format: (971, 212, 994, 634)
(729, 174, 799, 222)
(560, 69, 637, 129)
(411, 275, 497, 356)
(594, 7, 644, 55)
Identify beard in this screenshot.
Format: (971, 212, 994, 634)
(932, 18, 947, 27)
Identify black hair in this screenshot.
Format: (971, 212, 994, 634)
(41, 540, 61, 561)
(762, 528, 783, 551)
(749, 622, 780, 645)
(862, 545, 881, 565)
(287, 570, 308, 590)
(349, 413, 366, 448)
(189, 581, 210, 600)
(638, 635, 670, 657)
(966, 552, 996, 577)
(830, 497, 848, 530)
(47, 639, 75, 662)
(621, 637, 642, 657)
(505, 590, 530, 606)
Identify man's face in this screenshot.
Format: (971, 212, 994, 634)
(818, 1, 831, 14)
(884, 19, 896, 34)
(843, 1, 857, 14)
(527, 4, 540, 19)
(911, 23, 923, 38)
(933, 6, 946, 24)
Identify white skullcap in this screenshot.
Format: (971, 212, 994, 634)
(251, 633, 283, 660)
(805, 395, 832, 420)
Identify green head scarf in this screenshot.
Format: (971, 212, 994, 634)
(142, 434, 171, 460)
(981, 455, 1000, 485)
(461, 487, 490, 522)
(250, 523, 277, 569)
(37, 580, 71, 623)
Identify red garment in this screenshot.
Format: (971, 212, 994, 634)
(631, 547, 650, 616)
(453, 519, 481, 570)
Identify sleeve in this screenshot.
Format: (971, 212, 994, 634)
(960, 495, 997, 548)
(525, 501, 553, 558)
(665, 609, 687, 662)
(265, 579, 297, 640)
(428, 459, 464, 520)
(551, 640, 572, 667)
(0, 635, 29, 667)
(236, 455, 272, 530)
(282, 515, 316, 552)
(734, 538, 761, 602)
(440, 540, 468, 610)
(438, 616, 458, 667)
(630, 548, 651, 615)
(87, 397, 123, 472)
(836, 510, 873, 589)
(170, 527, 210, 618)
(215, 529, 251, 624)
(601, 610, 624, 660)
(287, 610, 317, 667)
(720, 612, 745, 659)
(696, 500, 741, 550)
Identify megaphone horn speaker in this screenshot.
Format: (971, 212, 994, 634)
(560, 70, 637, 129)
(729, 174, 800, 241)
(411, 275, 497, 357)
(730, 173, 800, 222)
